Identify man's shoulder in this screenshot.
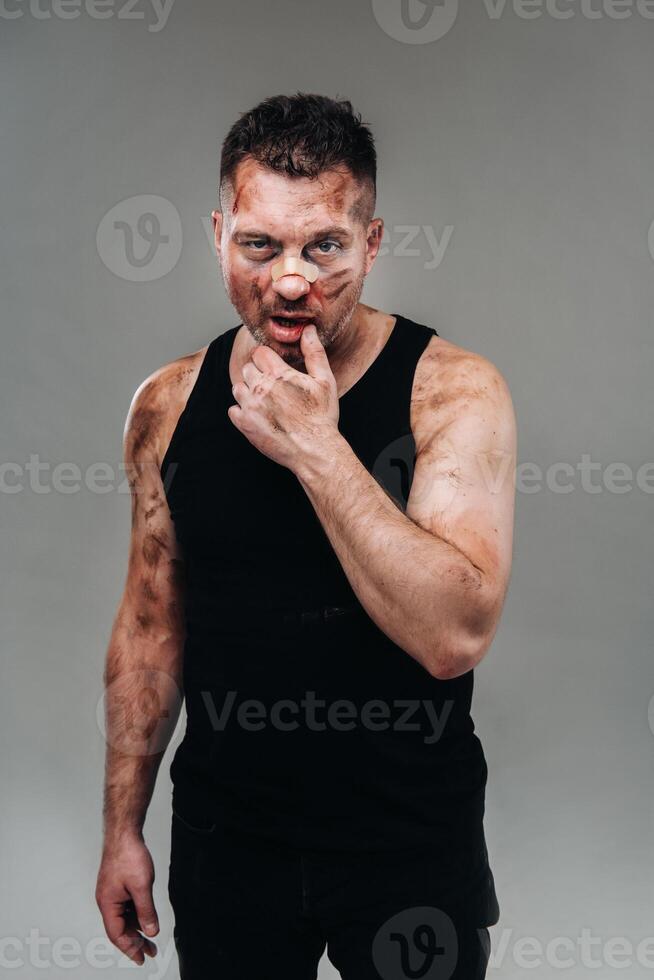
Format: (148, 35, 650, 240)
(411, 332, 514, 437)
(123, 344, 209, 468)
(131, 345, 209, 411)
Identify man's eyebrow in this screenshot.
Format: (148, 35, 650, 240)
(233, 225, 353, 243)
(308, 226, 353, 240)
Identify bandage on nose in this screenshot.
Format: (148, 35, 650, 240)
(271, 256, 319, 284)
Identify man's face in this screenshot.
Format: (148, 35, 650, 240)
(213, 157, 383, 368)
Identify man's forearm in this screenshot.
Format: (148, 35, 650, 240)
(295, 433, 486, 679)
(101, 621, 183, 846)
(102, 748, 165, 847)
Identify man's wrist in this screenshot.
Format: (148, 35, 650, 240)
(294, 428, 351, 488)
(102, 820, 145, 850)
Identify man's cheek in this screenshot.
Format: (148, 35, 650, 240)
(320, 266, 355, 302)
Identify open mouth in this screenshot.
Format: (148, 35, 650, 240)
(271, 316, 313, 327)
(268, 316, 315, 342)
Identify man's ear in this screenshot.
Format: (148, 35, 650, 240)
(365, 217, 384, 274)
(211, 209, 223, 255)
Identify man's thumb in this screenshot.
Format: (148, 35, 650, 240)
(132, 888, 159, 936)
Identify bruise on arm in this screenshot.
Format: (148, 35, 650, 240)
(100, 354, 207, 839)
(107, 371, 191, 687)
(406, 339, 517, 646)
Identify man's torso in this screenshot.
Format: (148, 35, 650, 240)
(148, 305, 499, 924)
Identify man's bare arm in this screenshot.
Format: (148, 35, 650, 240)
(295, 348, 516, 680)
(95, 367, 187, 965)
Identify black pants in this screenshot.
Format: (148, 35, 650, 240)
(168, 809, 493, 980)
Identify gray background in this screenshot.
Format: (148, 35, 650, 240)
(2, 0, 653, 977)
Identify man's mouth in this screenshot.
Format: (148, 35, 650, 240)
(268, 315, 315, 343)
(270, 315, 314, 326)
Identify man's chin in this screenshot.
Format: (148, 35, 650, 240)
(274, 344, 306, 368)
(243, 318, 321, 368)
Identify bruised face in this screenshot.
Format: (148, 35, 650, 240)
(212, 157, 383, 368)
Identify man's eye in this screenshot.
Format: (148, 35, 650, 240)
(246, 241, 271, 250)
(311, 241, 340, 255)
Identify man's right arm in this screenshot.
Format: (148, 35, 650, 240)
(95, 368, 186, 965)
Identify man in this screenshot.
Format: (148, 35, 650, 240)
(95, 93, 516, 980)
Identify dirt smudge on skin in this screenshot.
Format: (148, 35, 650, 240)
(143, 532, 167, 568)
(145, 499, 164, 521)
(135, 610, 154, 633)
(323, 278, 351, 302)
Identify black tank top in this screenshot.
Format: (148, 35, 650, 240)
(161, 313, 499, 922)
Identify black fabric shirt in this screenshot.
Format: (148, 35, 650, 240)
(160, 312, 500, 926)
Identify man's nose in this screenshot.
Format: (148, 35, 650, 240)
(271, 274, 311, 302)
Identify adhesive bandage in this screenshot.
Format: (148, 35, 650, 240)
(270, 256, 319, 284)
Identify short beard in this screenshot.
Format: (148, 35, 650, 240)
(231, 267, 366, 371)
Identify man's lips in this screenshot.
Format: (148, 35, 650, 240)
(270, 314, 316, 322)
(268, 316, 314, 343)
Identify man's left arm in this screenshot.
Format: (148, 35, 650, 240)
(295, 352, 517, 680)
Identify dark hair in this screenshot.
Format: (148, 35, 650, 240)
(219, 92, 377, 226)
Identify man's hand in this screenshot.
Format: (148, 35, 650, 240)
(95, 835, 159, 965)
(228, 323, 341, 471)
